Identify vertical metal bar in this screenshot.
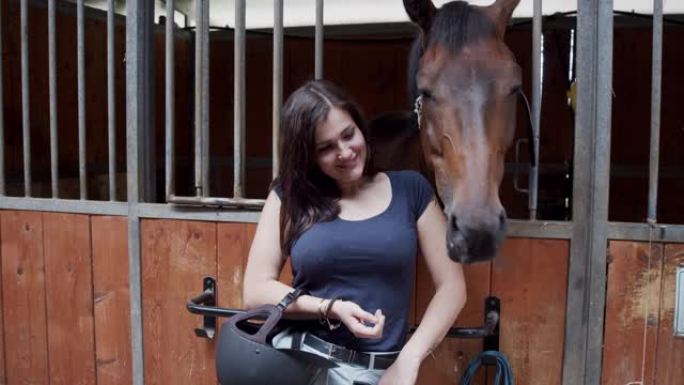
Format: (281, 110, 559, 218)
(77, 0, 87, 199)
(49, 0, 59, 198)
(165, 0, 175, 199)
(125, 0, 151, 383)
(201, 0, 210, 196)
(273, 0, 283, 179)
(141, 0, 156, 203)
(562, 0, 613, 384)
(528, 0, 541, 219)
(108, 0, 116, 201)
(234, 0, 246, 198)
(314, 0, 324, 80)
(647, 0, 663, 223)
(21, 0, 31, 196)
(194, 0, 206, 196)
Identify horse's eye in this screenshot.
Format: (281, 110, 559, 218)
(509, 85, 522, 96)
(419, 89, 434, 100)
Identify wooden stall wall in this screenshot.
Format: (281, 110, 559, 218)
(4, 214, 684, 385)
(0, 211, 130, 385)
(136, 219, 571, 385)
(416, 238, 569, 385)
(602, 241, 684, 385)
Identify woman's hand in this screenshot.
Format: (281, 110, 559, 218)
(329, 300, 385, 339)
(378, 354, 421, 385)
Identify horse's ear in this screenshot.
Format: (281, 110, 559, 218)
(485, 0, 520, 37)
(403, 0, 437, 36)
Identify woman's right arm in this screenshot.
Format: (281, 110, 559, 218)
(242, 190, 320, 318)
(242, 190, 385, 336)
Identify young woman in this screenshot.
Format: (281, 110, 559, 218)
(243, 80, 466, 385)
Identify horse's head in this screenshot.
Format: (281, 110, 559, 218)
(404, 0, 522, 263)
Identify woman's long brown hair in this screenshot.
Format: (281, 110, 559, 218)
(276, 80, 376, 256)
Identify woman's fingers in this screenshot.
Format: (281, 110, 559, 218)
(352, 306, 379, 324)
(349, 309, 385, 339)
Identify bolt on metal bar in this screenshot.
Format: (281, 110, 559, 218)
(272, 0, 283, 179)
(21, 0, 31, 196)
(77, 0, 87, 199)
(0, 0, 6, 196)
(49, 0, 59, 198)
(315, 0, 324, 80)
(647, 0, 663, 223)
(528, 0, 542, 220)
(234, 0, 246, 198)
(165, 0, 176, 199)
(108, 0, 116, 200)
(168, 195, 265, 210)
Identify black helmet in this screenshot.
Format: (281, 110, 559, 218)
(215, 290, 336, 385)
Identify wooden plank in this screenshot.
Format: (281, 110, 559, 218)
(492, 238, 569, 385)
(91, 216, 131, 385)
(602, 241, 663, 385)
(141, 219, 217, 385)
(1, 210, 49, 384)
(415, 255, 491, 384)
(0, 212, 5, 385)
(654, 244, 684, 384)
(43, 212, 96, 385)
(217, 223, 253, 310)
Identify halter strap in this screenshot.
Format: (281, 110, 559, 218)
(411, 90, 537, 167)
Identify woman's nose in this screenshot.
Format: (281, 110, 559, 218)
(337, 145, 354, 160)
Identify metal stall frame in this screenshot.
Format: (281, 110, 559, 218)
(563, 1, 614, 385)
(0, 1, 681, 385)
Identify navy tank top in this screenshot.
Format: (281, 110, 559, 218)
(285, 170, 434, 352)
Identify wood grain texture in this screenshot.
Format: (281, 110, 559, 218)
(43, 213, 96, 385)
(217, 223, 254, 310)
(492, 238, 569, 385)
(415, 255, 491, 384)
(141, 219, 217, 385)
(654, 244, 684, 384)
(602, 241, 663, 385)
(91, 216, 131, 385)
(1, 210, 49, 385)
(0, 213, 5, 385)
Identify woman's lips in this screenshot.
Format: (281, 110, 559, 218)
(336, 153, 358, 169)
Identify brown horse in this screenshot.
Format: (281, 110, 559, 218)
(370, 0, 523, 264)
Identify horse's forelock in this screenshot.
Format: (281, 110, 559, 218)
(407, 1, 498, 105)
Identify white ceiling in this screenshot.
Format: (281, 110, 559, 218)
(198, 0, 684, 28)
(81, 1, 684, 28)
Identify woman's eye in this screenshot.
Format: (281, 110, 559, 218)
(317, 145, 331, 153)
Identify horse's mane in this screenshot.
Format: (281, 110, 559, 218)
(407, 1, 497, 104)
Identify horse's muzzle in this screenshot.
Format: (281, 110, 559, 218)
(446, 212, 506, 264)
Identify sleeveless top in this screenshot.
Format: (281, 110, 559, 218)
(282, 170, 434, 352)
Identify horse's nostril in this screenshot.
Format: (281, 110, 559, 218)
(499, 212, 506, 226)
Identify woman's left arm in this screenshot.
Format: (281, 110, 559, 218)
(379, 198, 467, 385)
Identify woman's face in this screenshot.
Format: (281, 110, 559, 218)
(314, 107, 367, 185)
